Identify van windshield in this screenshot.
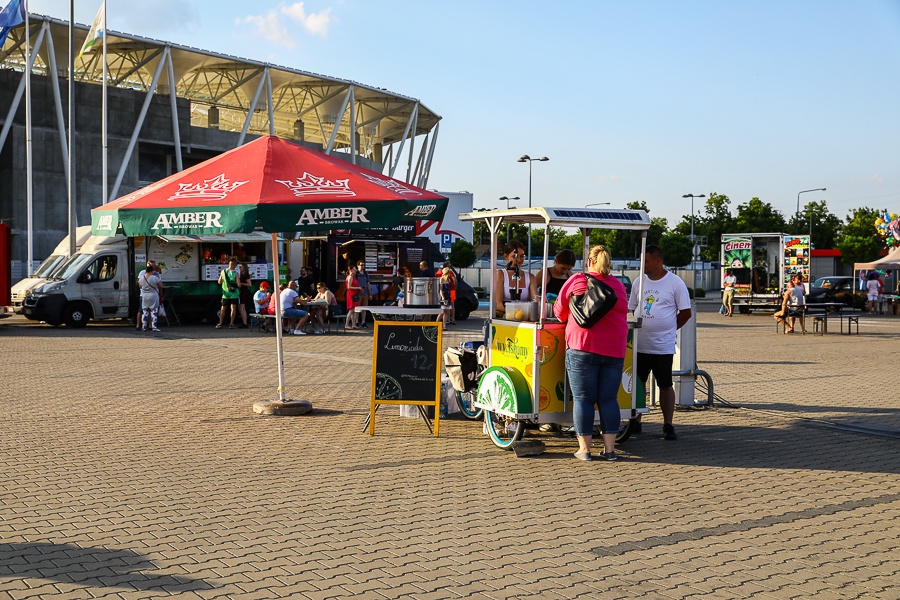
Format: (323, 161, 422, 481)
(53, 253, 94, 280)
(32, 254, 66, 278)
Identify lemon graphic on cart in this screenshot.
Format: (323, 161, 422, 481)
(476, 366, 533, 449)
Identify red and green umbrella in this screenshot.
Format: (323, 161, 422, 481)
(91, 136, 448, 406)
(91, 135, 447, 236)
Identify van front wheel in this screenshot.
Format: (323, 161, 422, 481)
(64, 304, 91, 328)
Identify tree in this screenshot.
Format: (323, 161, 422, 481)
(659, 232, 692, 268)
(448, 239, 476, 269)
(786, 200, 842, 249)
(734, 197, 787, 233)
(556, 233, 584, 258)
(693, 193, 736, 261)
(836, 207, 884, 266)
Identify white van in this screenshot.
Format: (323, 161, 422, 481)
(23, 235, 130, 327)
(8, 226, 93, 313)
(22, 233, 277, 327)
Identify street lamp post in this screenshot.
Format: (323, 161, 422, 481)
(499, 195, 520, 242)
(586, 202, 611, 207)
(682, 193, 706, 288)
(518, 155, 549, 268)
(796, 188, 826, 232)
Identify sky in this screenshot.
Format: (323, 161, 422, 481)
(25, 0, 900, 228)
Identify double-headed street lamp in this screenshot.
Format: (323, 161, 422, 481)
(499, 195, 520, 241)
(796, 188, 826, 232)
(683, 193, 706, 287)
(518, 155, 549, 268)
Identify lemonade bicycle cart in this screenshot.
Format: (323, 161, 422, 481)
(457, 206, 651, 449)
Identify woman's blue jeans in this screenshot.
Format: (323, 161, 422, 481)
(565, 349, 623, 436)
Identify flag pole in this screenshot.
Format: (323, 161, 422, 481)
(24, 0, 33, 269)
(101, 0, 107, 203)
(67, 0, 75, 253)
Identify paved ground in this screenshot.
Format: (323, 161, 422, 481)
(1, 304, 898, 599)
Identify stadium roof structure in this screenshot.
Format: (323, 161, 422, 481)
(0, 13, 441, 186)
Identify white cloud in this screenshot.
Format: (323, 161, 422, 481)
(236, 11, 296, 49)
(281, 2, 332, 37)
(237, 2, 332, 48)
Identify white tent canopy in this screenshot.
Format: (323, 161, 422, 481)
(854, 247, 900, 270)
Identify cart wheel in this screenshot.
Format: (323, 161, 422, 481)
(484, 410, 524, 450)
(738, 305, 750, 314)
(615, 419, 633, 444)
(455, 390, 484, 420)
(593, 420, 633, 444)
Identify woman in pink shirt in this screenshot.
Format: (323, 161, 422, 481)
(554, 245, 628, 462)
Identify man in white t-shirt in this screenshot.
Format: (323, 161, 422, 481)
(280, 280, 309, 335)
(628, 245, 692, 440)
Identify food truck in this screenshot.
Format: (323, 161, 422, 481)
(720, 233, 810, 313)
(22, 232, 277, 327)
(458, 207, 651, 448)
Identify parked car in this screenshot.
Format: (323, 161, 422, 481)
(808, 276, 866, 311)
(615, 274, 632, 297)
(453, 278, 479, 321)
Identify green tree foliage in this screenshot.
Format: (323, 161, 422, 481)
(786, 200, 842, 248)
(659, 232, 692, 267)
(695, 193, 736, 261)
(448, 239, 476, 269)
(836, 207, 884, 266)
(556, 233, 584, 258)
(734, 197, 787, 233)
(529, 226, 568, 258)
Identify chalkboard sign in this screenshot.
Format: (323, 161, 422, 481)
(369, 321, 442, 436)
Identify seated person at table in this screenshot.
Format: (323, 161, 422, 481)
(253, 281, 272, 314)
(310, 282, 337, 334)
(788, 274, 807, 334)
(280, 280, 309, 335)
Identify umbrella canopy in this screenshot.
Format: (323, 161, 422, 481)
(91, 135, 447, 236)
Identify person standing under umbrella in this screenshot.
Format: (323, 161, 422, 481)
(355, 261, 371, 328)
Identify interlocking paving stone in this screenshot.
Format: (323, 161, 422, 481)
(1, 311, 899, 598)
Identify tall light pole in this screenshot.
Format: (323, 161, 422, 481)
(499, 195, 520, 242)
(682, 193, 706, 288)
(796, 188, 826, 232)
(518, 155, 549, 268)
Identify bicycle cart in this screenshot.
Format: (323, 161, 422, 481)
(457, 207, 652, 449)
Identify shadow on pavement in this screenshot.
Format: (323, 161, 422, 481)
(0, 542, 213, 592)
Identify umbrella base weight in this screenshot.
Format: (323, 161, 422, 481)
(253, 399, 313, 416)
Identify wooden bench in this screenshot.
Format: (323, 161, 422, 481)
(841, 315, 859, 334)
(249, 313, 277, 332)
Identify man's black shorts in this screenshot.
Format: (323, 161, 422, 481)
(636, 352, 674, 389)
(221, 297, 239, 306)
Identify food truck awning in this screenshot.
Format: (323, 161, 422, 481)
(459, 207, 651, 230)
(158, 232, 284, 243)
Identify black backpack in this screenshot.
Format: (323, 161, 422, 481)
(569, 273, 618, 329)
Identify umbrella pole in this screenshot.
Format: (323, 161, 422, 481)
(273, 232, 287, 402)
(252, 233, 312, 416)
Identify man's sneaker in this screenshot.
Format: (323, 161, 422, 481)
(598, 451, 618, 461)
(152, 328, 161, 332)
(292, 329, 306, 335)
(663, 423, 677, 441)
(215, 324, 222, 329)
